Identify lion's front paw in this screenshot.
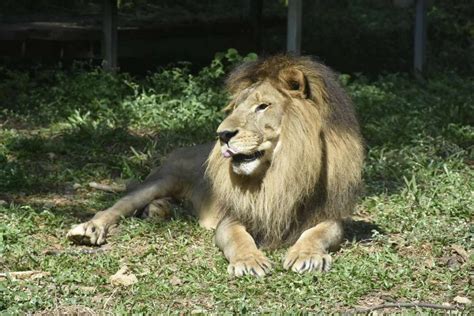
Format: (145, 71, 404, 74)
(67, 220, 110, 246)
(227, 251, 272, 277)
(283, 247, 332, 273)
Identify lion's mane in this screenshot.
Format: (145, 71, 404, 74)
(206, 55, 364, 247)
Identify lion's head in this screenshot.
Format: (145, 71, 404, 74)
(215, 80, 285, 176)
(207, 55, 364, 247)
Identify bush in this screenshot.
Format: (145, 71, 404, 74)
(0, 50, 257, 190)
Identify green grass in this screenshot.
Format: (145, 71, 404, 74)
(0, 52, 473, 313)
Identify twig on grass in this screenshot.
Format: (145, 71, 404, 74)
(89, 182, 126, 193)
(0, 270, 50, 281)
(352, 302, 459, 313)
(103, 288, 119, 310)
(44, 247, 109, 256)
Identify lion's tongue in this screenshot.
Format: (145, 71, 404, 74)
(223, 149, 235, 158)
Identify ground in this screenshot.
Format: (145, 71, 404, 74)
(0, 53, 472, 313)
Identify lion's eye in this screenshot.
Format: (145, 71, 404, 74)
(255, 103, 270, 112)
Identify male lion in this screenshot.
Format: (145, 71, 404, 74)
(67, 55, 364, 277)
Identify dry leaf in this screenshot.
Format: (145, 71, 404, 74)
(451, 245, 469, 262)
(109, 266, 138, 287)
(170, 276, 183, 286)
(0, 270, 50, 281)
(440, 254, 463, 269)
(191, 309, 206, 314)
(453, 296, 472, 305)
(77, 286, 97, 293)
(423, 258, 435, 268)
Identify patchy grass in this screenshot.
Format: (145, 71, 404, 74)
(0, 53, 473, 313)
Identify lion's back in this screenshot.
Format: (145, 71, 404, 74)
(146, 142, 214, 184)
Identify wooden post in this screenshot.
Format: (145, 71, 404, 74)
(103, 0, 118, 71)
(414, 0, 427, 79)
(248, 0, 263, 53)
(287, 0, 302, 55)
(21, 41, 26, 57)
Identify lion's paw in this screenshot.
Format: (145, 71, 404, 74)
(283, 247, 332, 273)
(227, 251, 272, 277)
(67, 220, 110, 246)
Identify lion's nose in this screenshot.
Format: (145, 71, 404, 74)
(218, 130, 238, 143)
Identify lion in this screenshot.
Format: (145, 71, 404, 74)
(67, 55, 364, 277)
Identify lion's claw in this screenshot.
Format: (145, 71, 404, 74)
(67, 221, 108, 246)
(227, 252, 272, 277)
(283, 248, 332, 273)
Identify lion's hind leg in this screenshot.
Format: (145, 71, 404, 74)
(139, 198, 173, 220)
(67, 176, 178, 246)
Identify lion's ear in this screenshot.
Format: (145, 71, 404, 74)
(278, 68, 308, 98)
(222, 101, 235, 114)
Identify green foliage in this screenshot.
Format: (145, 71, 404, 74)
(0, 49, 258, 134)
(348, 73, 474, 146)
(0, 52, 472, 313)
(429, 0, 474, 72)
(0, 50, 254, 191)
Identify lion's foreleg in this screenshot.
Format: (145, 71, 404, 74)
(215, 217, 272, 277)
(283, 219, 343, 273)
(67, 178, 176, 246)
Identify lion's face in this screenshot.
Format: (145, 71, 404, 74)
(216, 81, 288, 176)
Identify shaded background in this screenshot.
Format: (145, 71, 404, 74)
(1, 0, 473, 75)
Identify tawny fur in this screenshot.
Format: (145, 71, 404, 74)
(206, 55, 364, 248)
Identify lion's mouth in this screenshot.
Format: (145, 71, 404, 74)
(231, 151, 265, 164)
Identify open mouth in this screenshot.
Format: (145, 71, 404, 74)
(231, 151, 264, 164)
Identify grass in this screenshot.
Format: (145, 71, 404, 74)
(0, 52, 473, 313)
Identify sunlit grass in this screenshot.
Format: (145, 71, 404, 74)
(0, 55, 472, 313)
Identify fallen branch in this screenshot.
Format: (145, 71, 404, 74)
(88, 182, 125, 193)
(353, 302, 459, 313)
(0, 271, 50, 281)
(44, 247, 109, 256)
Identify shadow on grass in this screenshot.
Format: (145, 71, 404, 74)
(343, 219, 384, 243)
(1, 127, 149, 193)
(0, 122, 216, 224)
(1, 124, 216, 190)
